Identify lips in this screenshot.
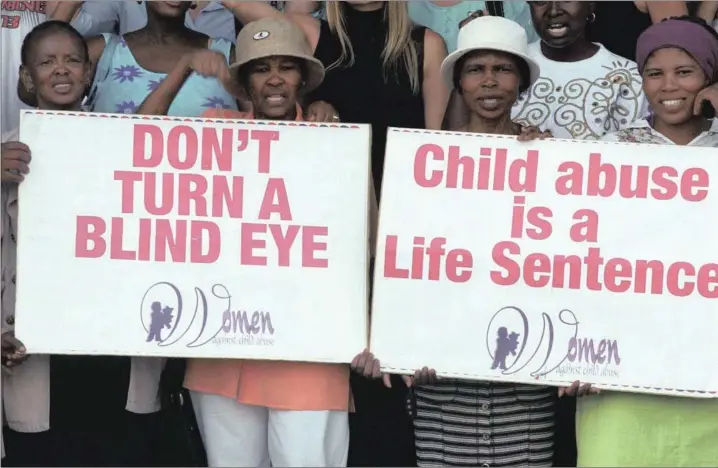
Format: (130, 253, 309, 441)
(477, 97, 503, 111)
(52, 83, 73, 93)
(659, 98, 686, 109)
(264, 94, 287, 105)
(546, 22, 569, 38)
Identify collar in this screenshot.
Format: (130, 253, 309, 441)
(248, 104, 304, 122)
(625, 117, 718, 132)
(201, 1, 226, 13)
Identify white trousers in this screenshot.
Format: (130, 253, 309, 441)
(190, 391, 349, 467)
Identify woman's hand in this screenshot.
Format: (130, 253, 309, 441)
(558, 380, 600, 398)
(517, 126, 552, 142)
(185, 49, 245, 100)
(351, 349, 383, 380)
(2, 331, 28, 368)
(306, 100, 340, 123)
(693, 85, 718, 116)
(404, 366, 440, 387)
(459, 9, 489, 29)
(351, 349, 407, 388)
(1, 141, 31, 183)
(186, 49, 232, 83)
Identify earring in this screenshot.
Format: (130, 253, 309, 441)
(301, 80, 306, 87)
(588, 12, 596, 23)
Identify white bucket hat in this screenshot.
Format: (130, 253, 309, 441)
(440, 16, 540, 89)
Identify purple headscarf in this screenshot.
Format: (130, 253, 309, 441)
(636, 18, 718, 81)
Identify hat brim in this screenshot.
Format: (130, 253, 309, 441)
(230, 54, 325, 93)
(440, 44, 540, 90)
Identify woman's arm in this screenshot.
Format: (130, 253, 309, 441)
(136, 57, 193, 115)
(45, 1, 83, 21)
(137, 49, 245, 116)
(633, 1, 688, 22)
(69, 0, 122, 36)
(283, 0, 320, 15)
(422, 29, 450, 130)
(697, 1, 718, 24)
(220, 1, 283, 25)
(221, 1, 321, 50)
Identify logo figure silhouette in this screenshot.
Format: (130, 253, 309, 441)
(491, 326, 521, 370)
(146, 301, 174, 343)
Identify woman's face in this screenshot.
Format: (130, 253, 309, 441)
(146, 1, 192, 18)
(247, 56, 302, 120)
(642, 47, 709, 125)
(458, 50, 523, 122)
(22, 32, 90, 110)
(529, 1, 592, 49)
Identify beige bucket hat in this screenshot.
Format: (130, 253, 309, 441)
(230, 17, 325, 92)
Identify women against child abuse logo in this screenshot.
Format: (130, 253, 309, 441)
(140, 282, 275, 348)
(486, 306, 621, 380)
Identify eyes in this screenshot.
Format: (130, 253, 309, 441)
(251, 62, 300, 74)
(465, 64, 515, 75)
(645, 67, 697, 79)
(37, 56, 83, 67)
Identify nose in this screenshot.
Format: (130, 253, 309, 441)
(52, 63, 70, 76)
(659, 73, 680, 92)
(547, 2, 562, 17)
(481, 71, 498, 89)
(266, 70, 285, 87)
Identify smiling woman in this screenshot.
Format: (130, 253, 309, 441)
(574, 16, 718, 468)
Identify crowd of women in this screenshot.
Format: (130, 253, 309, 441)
(2, 1, 718, 467)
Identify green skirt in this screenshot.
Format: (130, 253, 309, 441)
(577, 392, 718, 466)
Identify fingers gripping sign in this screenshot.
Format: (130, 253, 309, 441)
(1, 141, 31, 183)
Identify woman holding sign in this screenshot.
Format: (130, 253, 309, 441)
(161, 17, 355, 468)
(362, 15, 555, 468)
(1, 20, 164, 467)
(567, 16, 718, 467)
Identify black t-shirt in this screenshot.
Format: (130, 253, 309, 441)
(587, 1, 652, 61)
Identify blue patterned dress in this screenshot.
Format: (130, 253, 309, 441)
(92, 33, 238, 116)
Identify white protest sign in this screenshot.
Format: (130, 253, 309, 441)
(370, 128, 718, 397)
(15, 110, 371, 362)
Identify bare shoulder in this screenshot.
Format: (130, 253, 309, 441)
(423, 28, 447, 55)
(86, 35, 108, 67)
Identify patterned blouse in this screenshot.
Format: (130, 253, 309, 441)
(600, 118, 718, 146)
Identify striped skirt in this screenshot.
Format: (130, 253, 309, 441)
(413, 380, 555, 467)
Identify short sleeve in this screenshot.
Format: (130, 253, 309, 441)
(70, 0, 121, 36)
(1, 129, 20, 144)
(201, 109, 249, 119)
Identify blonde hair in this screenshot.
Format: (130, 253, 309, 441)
(325, 2, 420, 94)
